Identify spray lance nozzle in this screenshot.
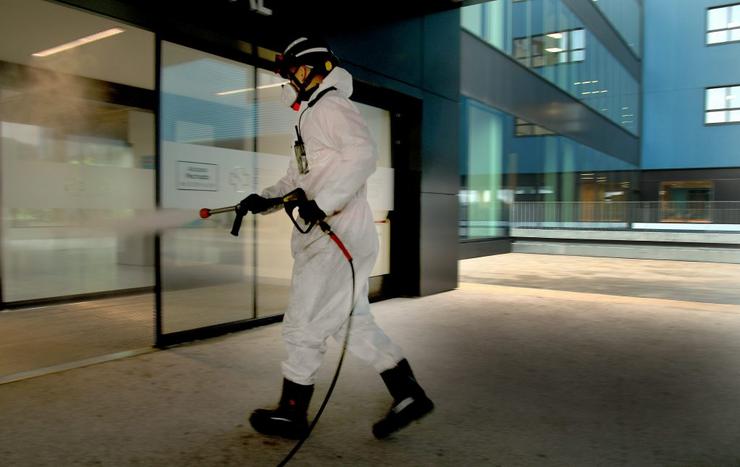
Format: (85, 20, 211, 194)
(198, 197, 264, 236)
(200, 188, 329, 237)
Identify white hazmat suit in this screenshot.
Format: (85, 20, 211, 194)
(261, 66, 404, 386)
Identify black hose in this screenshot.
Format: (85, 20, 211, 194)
(202, 196, 356, 465)
(277, 254, 356, 467)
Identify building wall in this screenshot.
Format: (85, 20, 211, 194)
(643, 0, 740, 170)
(330, 11, 461, 295)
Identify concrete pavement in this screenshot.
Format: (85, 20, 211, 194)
(2, 254, 740, 466)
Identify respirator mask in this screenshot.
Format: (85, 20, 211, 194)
(281, 83, 300, 111)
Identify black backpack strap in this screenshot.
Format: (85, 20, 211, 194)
(298, 86, 339, 137)
(307, 86, 338, 108)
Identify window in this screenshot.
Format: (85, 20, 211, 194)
(659, 181, 713, 222)
(705, 85, 740, 124)
(0, 0, 155, 302)
(513, 29, 585, 68)
(707, 3, 740, 44)
(515, 118, 556, 137)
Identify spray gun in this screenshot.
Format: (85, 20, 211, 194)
(199, 187, 351, 259)
(200, 188, 331, 237)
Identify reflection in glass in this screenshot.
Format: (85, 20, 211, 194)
(461, 101, 505, 239)
(459, 97, 638, 239)
(514, 29, 585, 68)
(461, 0, 640, 135)
(590, 0, 642, 56)
(659, 181, 713, 222)
(160, 41, 258, 333)
(0, 0, 155, 302)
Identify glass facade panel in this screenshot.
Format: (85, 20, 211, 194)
(160, 41, 257, 333)
(0, 0, 155, 302)
(461, 3, 484, 37)
(461, 0, 640, 136)
(253, 69, 295, 319)
(461, 102, 506, 239)
(515, 29, 586, 68)
(590, 0, 642, 57)
(460, 97, 637, 240)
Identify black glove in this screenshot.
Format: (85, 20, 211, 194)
(240, 193, 272, 214)
(298, 200, 327, 224)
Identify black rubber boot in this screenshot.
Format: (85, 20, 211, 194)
(373, 359, 434, 439)
(249, 378, 314, 440)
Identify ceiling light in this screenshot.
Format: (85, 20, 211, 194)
(32, 28, 125, 57)
(547, 33, 563, 39)
(216, 81, 288, 96)
(545, 47, 564, 53)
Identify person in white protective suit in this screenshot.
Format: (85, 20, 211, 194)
(244, 36, 433, 440)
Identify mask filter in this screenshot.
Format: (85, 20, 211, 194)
(281, 84, 300, 111)
(294, 125, 308, 175)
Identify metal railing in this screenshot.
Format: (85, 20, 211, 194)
(510, 201, 740, 231)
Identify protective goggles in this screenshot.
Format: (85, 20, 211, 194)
(274, 54, 292, 79)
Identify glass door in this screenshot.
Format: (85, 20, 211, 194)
(158, 41, 262, 340)
(157, 40, 394, 344)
